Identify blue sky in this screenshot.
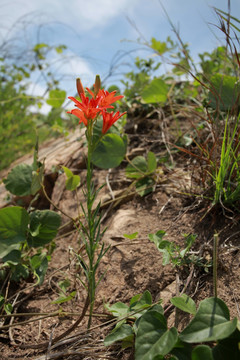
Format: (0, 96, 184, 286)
(1, 0, 239, 105)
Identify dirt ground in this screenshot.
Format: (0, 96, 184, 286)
(0, 113, 240, 359)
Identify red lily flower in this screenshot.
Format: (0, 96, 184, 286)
(67, 77, 102, 124)
(67, 94, 101, 122)
(97, 89, 124, 108)
(101, 110, 127, 134)
(67, 108, 88, 126)
(67, 76, 126, 131)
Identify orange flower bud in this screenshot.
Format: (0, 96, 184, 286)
(94, 75, 101, 98)
(76, 78, 85, 97)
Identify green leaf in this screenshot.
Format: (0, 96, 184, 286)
(148, 230, 166, 248)
(46, 89, 66, 108)
(0, 207, 29, 258)
(55, 45, 67, 54)
(212, 328, 240, 360)
(11, 264, 29, 281)
(170, 338, 192, 360)
(33, 43, 49, 51)
(129, 293, 141, 306)
(30, 253, 45, 269)
(31, 254, 49, 285)
(104, 324, 134, 346)
(62, 166, 73, 178)
(105, 301, 130, 329)
(148, 233, 173, 265)
(135, 310, 178, 360)
(130, 290, 152, 314)
(126, 156, 148, 179)
(170, 294, 196, 315)
(62, 167, 81, 191)
(92, 134, 126, 169)
(2, 250, 21, 265)
(92, 118, 120, 145)
(180, 297, 237, 343)
(3, 164, 33, 196)
(162, 249, 171, 266)
(51, 291, 76, 304)
(151, 38, 168, 55)
(180, 234, 196, 258)
(31, 163, 44, 195)
(192, 345, 213, 360)
(4, 303, 13, 315)
(66, 176, 80, 191)
(105, 302, 129, 319)
(123, 232, 138, 240)
(136, 177, 155, 196)
(147, 151, 157, 173)
(107, 85, 121, 93)
(142, 78, 169, 104)
(28, 210, 61, 247)
(208, 74, 240, 110)
(172, 58, 191, 75)
(58, 279, 71, 292)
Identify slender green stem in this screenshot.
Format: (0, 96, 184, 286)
(85, 122, 97, 329)
(78, 118, 109, 329)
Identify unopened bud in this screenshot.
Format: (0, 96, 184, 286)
(76, 78, 84, 97)
(94, 75, 101, 97)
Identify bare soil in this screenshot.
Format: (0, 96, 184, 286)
(0, 113, 240, 359)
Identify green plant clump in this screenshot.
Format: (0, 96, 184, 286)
(105, 292, 240, 359)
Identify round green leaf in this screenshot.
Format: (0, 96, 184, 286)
(192, 345, 213, 360)
(212, 329, 240, 360)
(105, 302, 129, 318)
(104, 324, 134, 346)
(208, 74, 240, 111)
(3, 164, 33, 196)
(2, 250, 22, 265)
(142, 78, 169, 104)
(126, 156, 148, 179)
(46, 89, 66, 108)
(135, 310, 177, 360)
(93, 118, 120, 144)
(180, 297, 237, 343)
(28, 210, 61, 247)
(170, 294, 196, 315)
(92, 134, 126, 169)
(0, 206, 29, 258)
(65, 175, 80, 191)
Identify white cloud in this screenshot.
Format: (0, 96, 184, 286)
(24, 52, 96, 114)
(48, 51, 96, 94)
(67, 0, 139, 31)
(0, 0, 140, 36)
(55, 53, 95, 81)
